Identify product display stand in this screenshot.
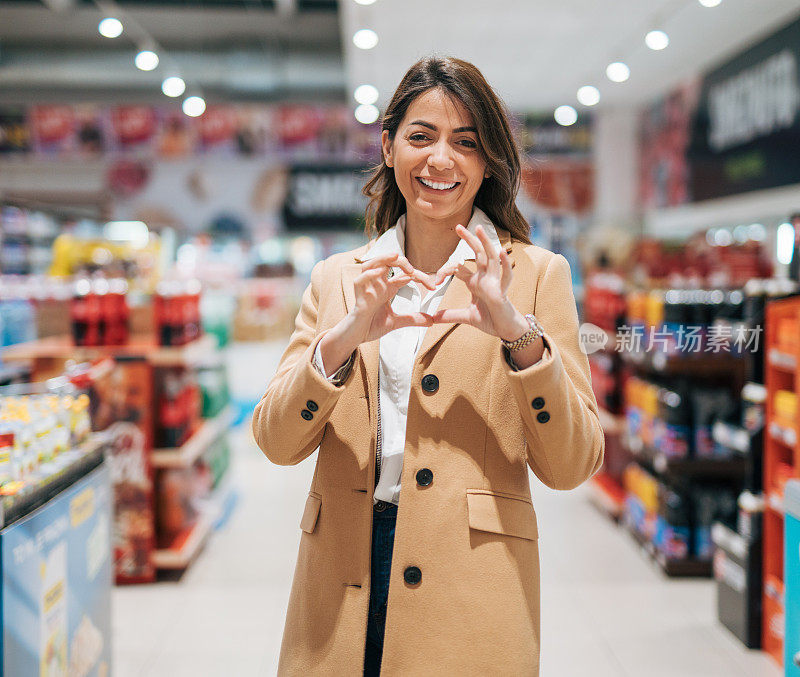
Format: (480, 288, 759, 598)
(2, 333, 231, 583)
(761, 296, 800, 666)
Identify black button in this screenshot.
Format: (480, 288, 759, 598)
(404, 566, 422, 585)
(537, 411, 550, 423)
(306, 400, 319, 412)
(301, 409, 313, 421)
(421, 374, 439, 393)
(531, 397, 545, 410)
(416, 468, 433, 486)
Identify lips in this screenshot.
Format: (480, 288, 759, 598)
(416, 176, 460, 192)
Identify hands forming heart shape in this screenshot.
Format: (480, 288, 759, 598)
(352, 223, 519, 345)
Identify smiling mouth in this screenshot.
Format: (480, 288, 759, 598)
(416, 177, 460, 192)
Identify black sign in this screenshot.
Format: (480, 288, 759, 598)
(283, 164, 370, 230)
(689, 16, 800, 201)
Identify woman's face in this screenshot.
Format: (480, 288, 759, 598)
(382, 88, 487, 223)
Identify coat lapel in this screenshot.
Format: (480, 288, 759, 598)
(341, 226, 515, 377)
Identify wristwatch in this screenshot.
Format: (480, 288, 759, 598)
(500, 313, 544, 352)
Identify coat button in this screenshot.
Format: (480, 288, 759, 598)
(421, 374, 439, 393)
(537, 411, 550, 423)
(301, 409, 313, 421)
(306, 400, 319, 412)
(531, 397, 545, 410)
(404, 566, 422, 585)
(416, 468, 433, 486)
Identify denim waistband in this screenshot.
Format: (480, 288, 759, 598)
(373, 500, 398, 518)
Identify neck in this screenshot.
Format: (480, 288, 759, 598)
(404, 204, 475, 273)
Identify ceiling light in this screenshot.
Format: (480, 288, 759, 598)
(355, 104, 379, 125)
(182, 96, 206, 118)
(698, 0, 722, 7)
(577, 85, 600, 106)
(161, 76, 186, 98)
(645, 30, 669, 51)
(606, 62, 630, 83)
(98, 17, 123, 39)
(354, 84, 379, 105)
(354, 0, 378, 4)
(135, 50, 159, 72)
(353, 29, 378, 50)
(554, 105, 578, 126)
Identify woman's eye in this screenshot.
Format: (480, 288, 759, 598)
(459, 139, 478, 149)
(409, 133, 429, 142)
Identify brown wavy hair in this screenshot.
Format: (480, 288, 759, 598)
(363, 56, 531, 245)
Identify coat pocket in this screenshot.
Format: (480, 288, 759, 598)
(466, 489, 539, 540)
(300, 491, 322, 533)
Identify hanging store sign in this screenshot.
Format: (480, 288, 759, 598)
(641, 15, 800, 207)
(283, 164, 370, 230)
(689, 16, 800, 201)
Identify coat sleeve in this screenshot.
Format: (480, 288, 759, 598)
(251, 258, 354, 466)
(501, 252, 605, 490)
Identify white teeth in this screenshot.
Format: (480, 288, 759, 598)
(419, 177, 457, 190)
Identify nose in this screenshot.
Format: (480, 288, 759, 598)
(427, 139, 455, 171)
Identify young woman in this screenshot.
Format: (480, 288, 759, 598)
(253, 56, 604, 676)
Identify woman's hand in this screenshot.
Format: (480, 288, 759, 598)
(431, 224, 530, 342)
(318, 252, 436, 373)
(351, 252, 437, 344)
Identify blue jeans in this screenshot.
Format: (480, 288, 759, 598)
(363, 500, 397, 676)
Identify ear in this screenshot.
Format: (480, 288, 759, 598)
(381, 129, 393, 168)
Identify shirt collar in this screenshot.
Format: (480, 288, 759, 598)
(361, 206, 502, 267)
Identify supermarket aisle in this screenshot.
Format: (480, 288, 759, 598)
(113, 342, 780, 677)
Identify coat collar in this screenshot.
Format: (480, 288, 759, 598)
(341, 207, 515, 373)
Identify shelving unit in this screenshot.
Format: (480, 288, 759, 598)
(2, 333, 232, 583)
(761, 295, 800, 667)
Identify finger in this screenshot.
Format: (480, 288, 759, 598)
(434, 263, 458, 286)
(361, 253, 399, 271)
(455, 223, 483, 258)
(388, 311, 434, 330)
(475, 224, 500, 273)
(431, 307, 474, 325)
(456, 224, 487, 268)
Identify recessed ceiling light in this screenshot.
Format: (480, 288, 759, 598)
(606, 62, 630, 83)
(698, 0, 722, 7)
(98, 17, 123, 38)
(354, 84, 379, 105)
(554, 105, 578, 126)
(135, 50, 159, 71)
(645, 30, 669, 51)
(355, 104, 379, 125)
(577, 85, 600, 106)
(353, 29, 378, 50)
(182, 96, 206, 118)
(354, 0, 377, 4)
(162, 76, 186, 98)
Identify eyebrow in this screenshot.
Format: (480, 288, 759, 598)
(408, 120, 478, 134)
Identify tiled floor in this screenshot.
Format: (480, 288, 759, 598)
(113, 343, 781, 676)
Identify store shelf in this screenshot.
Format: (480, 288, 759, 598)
(768, 421, 797, 447)
(623, 432, 746, 481)
(151, 478, 232, 569)
(711, 421, 751, 455)
(767, 348, 797, 371)
(621, 350, 745, 378)
(151, 406, 233, 469)
(1, 333, 218, 367)
(626, 521, 712, 577)
(588, 472, 625, 520)
(0, 433, 110, 529)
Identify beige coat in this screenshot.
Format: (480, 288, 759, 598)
(252, 225, 605, 676)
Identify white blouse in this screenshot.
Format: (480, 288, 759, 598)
(314, 207, 503, 506)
